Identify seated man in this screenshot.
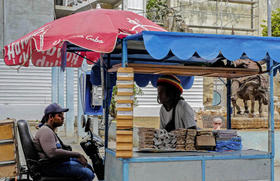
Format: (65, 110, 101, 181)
(33, 103, 95, 181)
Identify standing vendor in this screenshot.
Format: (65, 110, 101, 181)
(157, 75, 196, 132)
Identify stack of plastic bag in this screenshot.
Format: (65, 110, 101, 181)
(215, 130, 242, 152)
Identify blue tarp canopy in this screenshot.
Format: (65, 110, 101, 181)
(137, 31, 280, 62)
(76, 31, 280, 90)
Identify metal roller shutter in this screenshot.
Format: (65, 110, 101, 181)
(0, 60, 52, 120)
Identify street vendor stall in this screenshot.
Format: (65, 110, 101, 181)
(3, 8, 280, 179)
(83, 31, 280, 181)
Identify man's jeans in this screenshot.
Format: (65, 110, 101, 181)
(41, 158, 95, 181)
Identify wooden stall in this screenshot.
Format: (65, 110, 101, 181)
(0, 119, 19, 178)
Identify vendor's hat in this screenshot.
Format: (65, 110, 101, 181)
(157, 75, 183, 94)
(44, 103, 69, 115)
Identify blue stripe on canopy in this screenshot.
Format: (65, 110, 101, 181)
(90, 63, 194, 90)
(141, 31, 280, 62)
(134, 74, 194, 89)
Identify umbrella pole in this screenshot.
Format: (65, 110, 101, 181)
(104, 54, 111, 149)
(100, 54, 105, 131)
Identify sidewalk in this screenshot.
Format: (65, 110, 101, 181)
(277, 167, 280, 181)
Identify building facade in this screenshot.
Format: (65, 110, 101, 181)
(1, 0, 279, 121)
(0, 0, 54, 120)
(1, 0, 199, 121)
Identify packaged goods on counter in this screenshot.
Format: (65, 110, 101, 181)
(138, 128, 197, 152)
(154, 129, 176, 150)
(138, 128, 156, 150)
(216, 136, 242, 152)
(185, 129, 197, 151)
(170, 129, 187, 151)
(214, 130, 242, 152)
(137, 128, 242, 152)
(196, 130, 216, 151)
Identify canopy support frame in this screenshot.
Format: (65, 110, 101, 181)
(104, 54, 111, 149)
(269, 57, 275, 181)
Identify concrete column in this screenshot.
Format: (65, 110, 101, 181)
(51, 67, 58, 103)
(92, 116, 99, 135)
(0, 0, 4, 59)
(66, 68, 74, 136)
(122, 0, 128, 10)
(77, 61, 87, 138)
(143, 0, 147, 17)
(58, 68, 65, 133)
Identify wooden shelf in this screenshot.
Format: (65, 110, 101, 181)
(109, 63, 261, 78)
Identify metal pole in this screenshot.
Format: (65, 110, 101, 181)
(226, 78, 231, 129)
(268, 57, 275, 181)
(267, 1, 273, 180)
(104, 54, 111, 149)
(122, 39, 127, 68)
(267, 0, 272, 36)
(100, 55, 106, 130)
(123, 160, 129, 181)
(66, 68, 75, 137)
(202, 160, 205, 181)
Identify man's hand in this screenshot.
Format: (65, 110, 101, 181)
(77, 154, 88, 167)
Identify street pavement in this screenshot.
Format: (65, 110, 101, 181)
(276, 167, 280, 181)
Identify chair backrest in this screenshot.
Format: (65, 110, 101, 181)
(17, 120, 40, 162)
(17, 120, 77, 181)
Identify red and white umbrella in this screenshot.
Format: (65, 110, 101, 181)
(3, 9, 166, 67)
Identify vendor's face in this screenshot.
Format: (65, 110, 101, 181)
(157, 85, 170, 104)
(51, 113, 64, 128)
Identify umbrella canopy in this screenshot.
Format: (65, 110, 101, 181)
(3, 9, 166, 67)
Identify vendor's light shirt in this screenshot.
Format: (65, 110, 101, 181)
(160, 100, 196, 129)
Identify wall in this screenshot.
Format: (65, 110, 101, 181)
(0, 0, 159, 121)
(0, 0, 54, 120)
(170, 0, 259, 36)
(0, 0, 3, 58)
(239, 130, 280, 165)
(3, 0, 54, 45)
